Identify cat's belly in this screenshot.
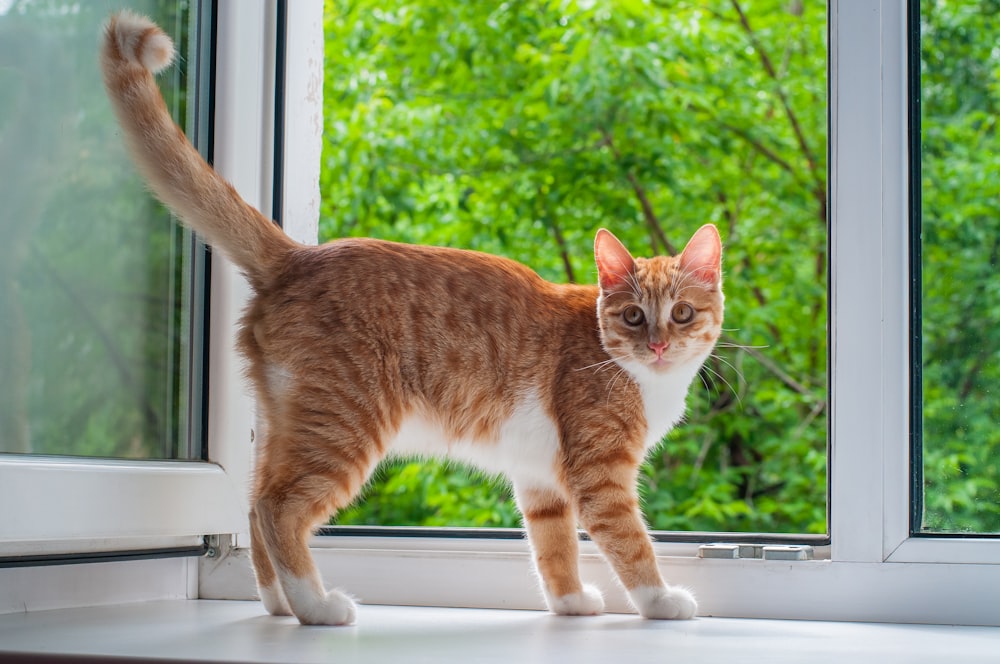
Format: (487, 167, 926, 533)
(387, 394, 561, 491)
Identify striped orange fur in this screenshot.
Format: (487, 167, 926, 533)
(100, 11, 723, 625)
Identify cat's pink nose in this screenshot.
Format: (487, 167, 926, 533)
(648, 341, 669, 358)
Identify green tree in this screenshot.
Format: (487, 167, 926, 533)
(322, 0, 828, 534)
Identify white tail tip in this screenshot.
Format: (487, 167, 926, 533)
(108, 10, 175, 74)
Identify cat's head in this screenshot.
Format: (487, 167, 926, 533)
(594, 225, 723, 378)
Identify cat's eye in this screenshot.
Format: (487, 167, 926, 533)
(671, 302, 695, 324)
(622, 305, 645, 326)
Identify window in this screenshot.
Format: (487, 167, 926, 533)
(245, 0, 997, 624)
(0, 2, 201, 460)
(914, 0, 1000, 536)
(0, 0, 249, 560)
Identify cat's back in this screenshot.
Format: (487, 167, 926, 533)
(244, 236, 596, 366)
(277, 237, 555, 303)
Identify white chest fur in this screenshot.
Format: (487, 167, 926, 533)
(623, 358, 704, 450)
(387, 391, 561, 491)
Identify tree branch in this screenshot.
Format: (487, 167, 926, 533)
(729, 0, 820, 181)
(539, 191, 577, 283)
(600, 128, 679, 255)
(716, 120, 799, 178)
(723, 333, 817, 399)
(32, 249, 163, 439)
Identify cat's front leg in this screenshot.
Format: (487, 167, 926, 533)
(516, 486, 604, 616)
(572, 484, 697, 620)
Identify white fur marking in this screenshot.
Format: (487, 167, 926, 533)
(258, 583, 292, 617)
(388, 390, 561, 490)
(113, 11, 175, 73)
(264, 362, 293, 401)
(620, 356, 706, 450)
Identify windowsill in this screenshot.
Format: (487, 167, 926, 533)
(0, 600, 998, 664)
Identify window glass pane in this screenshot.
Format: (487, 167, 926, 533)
(0, 1, 200, 459)
(322, 0, 827, 533)
(917, 0, 1000, 534)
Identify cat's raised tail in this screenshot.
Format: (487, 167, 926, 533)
(100, 11, 297, 288)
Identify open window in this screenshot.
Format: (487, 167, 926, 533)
(0, 0, 259, 563)
(2, 0, 998, 627)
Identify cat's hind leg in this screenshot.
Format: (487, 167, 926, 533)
(249, 499, 292, 616)
(516, 485, 604, 616)
(252, 426, 380, 626)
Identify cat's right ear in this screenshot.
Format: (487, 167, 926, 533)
(595, 229, 637, 291)
(679, 223, 722, 288)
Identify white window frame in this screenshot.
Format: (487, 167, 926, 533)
(830, 0, 1000, 569)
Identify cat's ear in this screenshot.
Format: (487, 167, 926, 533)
(595, 228, 637, 291)
(679, 224, 722, 288)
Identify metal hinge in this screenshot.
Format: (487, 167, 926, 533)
(698, 543, 815, 561)
(203, 534, 235, 560)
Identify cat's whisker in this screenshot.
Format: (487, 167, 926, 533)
(670, 269, 701, 298)
(604, 367, 631, 404)
(702, 363, 744, 409)
(624, 271, 644, 300)
(697, 369, 717, 399)
(575, 358, 620, 373)
(710, 352, 747, 387)
(602, 290, 638, 303)
(715, 342, 769, 351)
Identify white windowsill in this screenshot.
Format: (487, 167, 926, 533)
(195, 535, 1000, 627)
(0, 599, 997, 664)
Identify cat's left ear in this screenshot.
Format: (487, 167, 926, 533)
(595, 228, 637, 291)
(679, 224, 722, 288)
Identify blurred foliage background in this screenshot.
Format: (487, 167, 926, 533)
(0, 0, 195, 460)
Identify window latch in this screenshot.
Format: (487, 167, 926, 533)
(698, 543, 814, 561)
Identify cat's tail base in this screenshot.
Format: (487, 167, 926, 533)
(105, 11, 174, 74)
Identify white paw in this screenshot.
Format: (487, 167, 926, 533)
(258, 584, 292, 617)
(547, 584, 605, 616)
(293, 588, 357, 626)
(630, 585, 697, 620)
(280, 575, 357, 626)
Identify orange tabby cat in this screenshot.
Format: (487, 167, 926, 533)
(101, 11, 723, 625)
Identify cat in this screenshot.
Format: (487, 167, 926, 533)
(100, 11, 723, 626)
